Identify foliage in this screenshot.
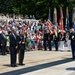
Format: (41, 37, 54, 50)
(0, 0, 75, 20)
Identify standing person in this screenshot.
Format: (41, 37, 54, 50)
(36, 32, 42, 50)
(53, 26, 59, 51)
(9, 29, 18, 67)
(59, 31, 65, 51)
(43, 25, 52, 51)
(65, 31, 71, 51)
(69, 28, 75, 59)
(0, 30, 7, 55)
(18, 31, 25, 65)
(0, 27, 2, 53)
(30, 33, 36, 50)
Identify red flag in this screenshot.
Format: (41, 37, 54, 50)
(59, 7, 64, 35)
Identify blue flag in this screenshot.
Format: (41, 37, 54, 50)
(65, 7, 70, 29)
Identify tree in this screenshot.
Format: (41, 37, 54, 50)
(0, 0, 75, 21)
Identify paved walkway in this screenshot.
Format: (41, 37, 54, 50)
(0, 48, 75, 75)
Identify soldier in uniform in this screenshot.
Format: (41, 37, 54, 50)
(18, 30, 25, 65)
(43, 25, 52, 51)
(59, 31, 65, 51)
(52, 26, 59, 51)
(69, 28, 75, 59)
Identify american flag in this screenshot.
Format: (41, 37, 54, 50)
(46, 20, 53, 34)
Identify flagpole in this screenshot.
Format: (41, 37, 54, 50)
(48, 8, 51, 20)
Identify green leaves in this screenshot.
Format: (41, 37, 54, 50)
(0, 0, 75, 20)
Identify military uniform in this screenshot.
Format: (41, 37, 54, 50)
(53, 31, 59, 51)
(43, 26, 52, 51)
(69, 32, 75, 59)
(59, 32, 65, 51)
(65, 32, 71, 51)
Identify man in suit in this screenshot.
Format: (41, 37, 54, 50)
(0, 30, 7, 55)
(9, 28, 18, 67)
(69, 28, 75, 59)
(18, 30, 25, 65)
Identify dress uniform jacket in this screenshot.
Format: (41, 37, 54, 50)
(69, 32, 75, 59)
(59, 32, 65, 41)
(43, 26, 52, 51)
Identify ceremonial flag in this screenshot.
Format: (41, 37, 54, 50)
(46, 20, 53, 34)
(48, 8, 51, 20)
(65, 7, 70, 29)
(59, 7, 64, 35)
(53, 8, 57, 25)
(72, 7, 75, 31)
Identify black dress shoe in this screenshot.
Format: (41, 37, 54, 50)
(11, 64, 15, 67)
(11, 64, 18, 67)
(72, 57, 75, 59)
(18, 63, 25, 66)
(2, 54, 6, 56)
(49, 49, 52, 51)
(14, 65, 18, 67)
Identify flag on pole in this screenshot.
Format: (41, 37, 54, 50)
(48, 8, 51, 20)
(47, 8, 53, 34)
(53, 8, 57, 25)
(72, 8, 75, 23)
(65, 7, 70, 29)
(46, 20, 53, 34)
(59, 7, 64, 35)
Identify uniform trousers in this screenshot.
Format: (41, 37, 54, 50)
(60, 41, 64, 51)
(54, 40, 58, 51)
(43, 39, 52, 51)
(71, 44, 75, 59)
(67, 40, 71, 51)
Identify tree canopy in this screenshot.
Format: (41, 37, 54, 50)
(0, 0, 75, 20)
